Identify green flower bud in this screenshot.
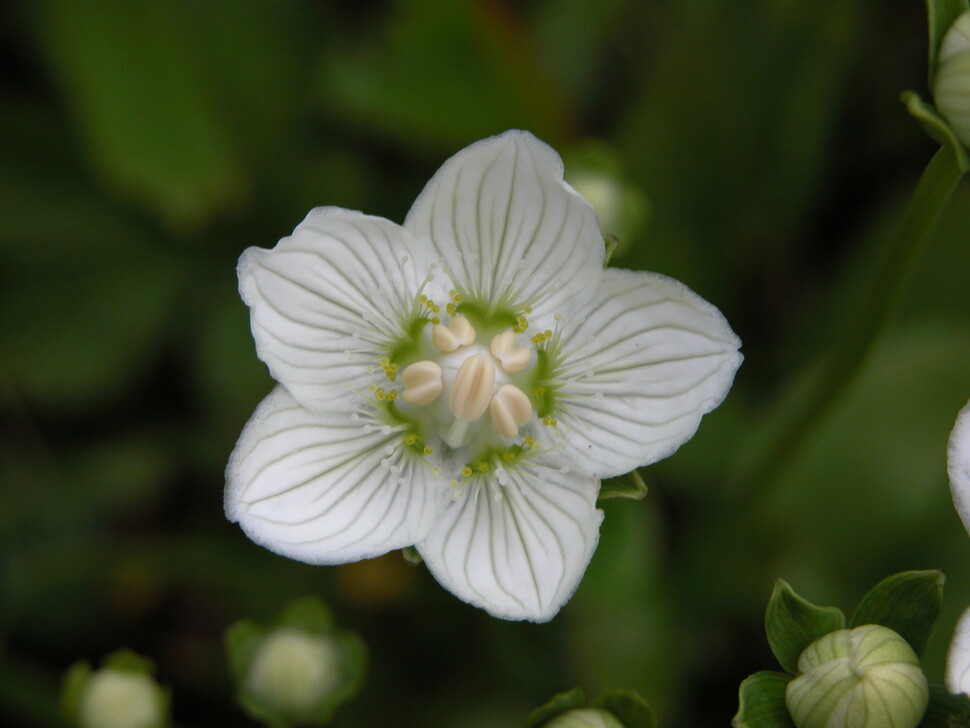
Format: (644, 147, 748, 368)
(934, 11, 970, 149)
(785, 625, 928, 728)
(544, 708, 626, 728)
(245, 629, 340, 713)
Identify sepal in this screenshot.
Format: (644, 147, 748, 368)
(849, 569, 945, 656)
(764, 580, 845, 675)
(598, 470, 648, 501)
(902, 91, 970, 171)
(732, 672, 796, 728)
(918, 686, 970, 728)
(225, 597, 366, 728)
(525, 688, 587, 728)
(526, 688, 655, 728)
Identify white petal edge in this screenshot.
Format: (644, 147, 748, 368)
(947, 604, 970, 694)
(949, 399, 970, 536)
(239, 207, 438, 411)
(225, 386, 448, 564)
(415, 461, 603, 622)
(404, 130, 605, 326)
(547, 268, 742, 479)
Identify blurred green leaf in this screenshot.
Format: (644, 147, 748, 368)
(35, 0, 249, 230)
(318, 0, 569, 150)
(850, 570, 945, 656)
(732, 671, 795, 728)
(765, 580, 844, 675)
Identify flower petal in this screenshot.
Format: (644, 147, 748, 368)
(949, 399, 970, 535)
(948, 604, 970, 694)
(225, 386, 448, 564)
(415, 462, 603, 622)
(549, 268, 742, 478)
(239, 207, 436, 410)
(404, 130, 604, 324)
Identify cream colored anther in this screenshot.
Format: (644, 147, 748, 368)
(432, 316, 476, 353)
(401, 360, 443, 405)
(489, 330, 531, 373)
(449, 355, 495, 421)
(489, 384, 533, 437)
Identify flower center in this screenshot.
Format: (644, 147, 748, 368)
(399, 316, 534, 447)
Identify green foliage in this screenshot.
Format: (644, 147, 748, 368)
(764, 580, 845, 675)
(732, 672, 795, 728)
(850, 570, 945, 656)
(592, 690, 657, 728)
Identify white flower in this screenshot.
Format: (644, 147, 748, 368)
(946, 399, 970, 692)
(225, 130, 742, 622)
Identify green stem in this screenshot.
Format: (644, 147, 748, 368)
(733, 145, 965, 502)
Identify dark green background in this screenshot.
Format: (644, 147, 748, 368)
(2, 1, 969, 726)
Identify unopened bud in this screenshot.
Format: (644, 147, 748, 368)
(245, 629, 340, 713)
(785, 625, 928, 728)
(545, 708, 626, 728)
(934, 11, 970, 148)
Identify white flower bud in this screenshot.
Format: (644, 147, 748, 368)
(934, 11, 970, 148)
(544, 708, 626, 728)
(77, 669, 167, 728)
(245, 629, 340, 713)
(785, 625, 928, 728)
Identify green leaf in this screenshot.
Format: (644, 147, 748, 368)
(926, 0, 970, 86)
(35, 0, 249, 230)
(902, 91, 970, 172)
(593, 690, 656, 728)
(599, 470, 648, 501)
(849, 570, 945, 656)
(918, 686, 970, 728)
(765, 580, 845, 675)
(733, 671, 796, 728)
(525, 688, 587, 728)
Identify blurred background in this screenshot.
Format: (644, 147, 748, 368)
(2, 0, 970, 726)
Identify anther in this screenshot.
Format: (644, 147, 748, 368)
(489, 330, 531, 373)
(448, 355, 495, 421)
(489, 384, 533, 437)
(432, 316, 476, 352)
(401, 360, 444, 405)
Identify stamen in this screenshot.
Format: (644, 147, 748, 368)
(489, 384, 533, 437)
(489, 330, 531, 373)
(401, 360, 444, 405)
(432, 316, 476, 352)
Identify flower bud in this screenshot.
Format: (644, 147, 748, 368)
(785, 625, 928, 728)
(544, 708, 626, 728)
(62, 651, 169, 728)
(934, 11, 970, 148)
(245, 629, 340, 713)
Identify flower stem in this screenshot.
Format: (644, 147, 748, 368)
(733, 145, 965, 502)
